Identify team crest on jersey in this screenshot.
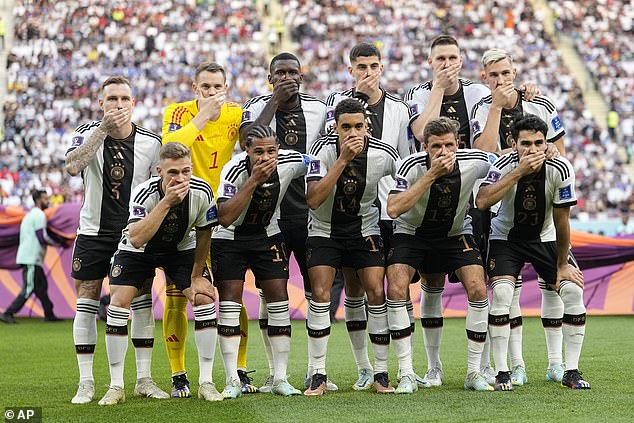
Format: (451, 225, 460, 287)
(551, 115, 563, 131)
(206, 205, 218, 222)
(309, 160, 321, 175)
(228, 123, 239, 141)
(71, 136, 84, 147)
(395, 177, 408, 190)
(223, 184, 237, 198)
(111, 264, 123, 278)
(485, 169, 501, 184)
(168, 123, 181, 132)
(559, 185, 572, 200)
(72, 258, 82, 272)
(132, 205, 146, 218)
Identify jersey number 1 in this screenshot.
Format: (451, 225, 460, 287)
(208, 151, 218, 169)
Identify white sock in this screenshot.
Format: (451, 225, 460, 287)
(388, 299, 413, 376)
(344, 296, 372, 371)
(406, 298, 415, 356)
(480, 336, 492, 369)
(105, 305, 130, 388)
(420, 284, 443, 370)
(307, 300, 331, 375)
(130, 294, 154, 381)
(466, 299, 488, 375)
(489, 279, 514, 373)
(259, 292, 274, 377)
(368, 302, 389, 374)
(560, 282, 586, 370)
(509, 278, 525, 368)
(193, 303, 217, 385)
(541, 284, 564, 367)
(304, 291, 313, 377)
(218, 301, 242, 384)
(74, 298, 99, 384)
(267, 300, 291, 382)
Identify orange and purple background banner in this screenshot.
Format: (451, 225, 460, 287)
(2, 204, 634, 319)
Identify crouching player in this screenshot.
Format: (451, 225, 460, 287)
(476, 114, 590, 391)
(99, 142, 222, 405)
(213, 125, 309, 398)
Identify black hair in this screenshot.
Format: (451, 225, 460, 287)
(510, 114, 548, 142)
(430, 34, 459, 51)
(422, 117, 459, 145)
(269, 52, 301, 73)
(31, 189, 47, 203)
(334, 98, 366, 121)
(349, 42, 381, 62)
(245, 124, 277, 148)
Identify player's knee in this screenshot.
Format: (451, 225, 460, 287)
(387, 281, 408, 301)
(559, 283, 584, 311)
(365, 284, 386, 304)
(421, 274, 444, 288)
(491, 279, 514, 309)
(191, 292, 213, 307)
(310, 284, 330, 303)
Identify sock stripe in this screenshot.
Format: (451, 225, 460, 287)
(307, 326, 331, 338)
(491, 278, 515, 289)
(105, 324, 128, 336)
(76, 305, 99, 314)
(541, 317, 563, 328)
(369, 333, 390, 345)
(75, 344, 96, 354)
(466, 329, 487, 343)
(488, 314, 510, 326)
(367, 303, 388, 314)
(509, 316, 523, 329)
(390, 327, 411, 340)
(309, 301, 331, 313)
(218, 325, 241, 337)
(468, 299, 489, 309)
(346, 320, 367, 331)
(195, 319, 218, 330)
(405, 299, 414, 312)
(131, 338, 154, 348)
(421, 284, 444, 294)
(563, 313, 586, 326)
(268, 325, 292, 337)
(386, 299, 407, 308)
(107, 307, 130, 319)
(344, 297, 365, 308)
(421, 317, 443, 328)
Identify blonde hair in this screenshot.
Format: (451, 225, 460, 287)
(160, 142, 191, 161)
(481, 48, 514, 68)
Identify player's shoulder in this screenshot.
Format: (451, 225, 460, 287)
(278, 149, 304, 161)
(525, 94, 557, 113)
(190, 176, 214, 202)
(326, 89, 353, 106)
(164, 99, 196, 116)
(397, 151, 428, 174)
(223, 152, 250, 182)
(299, 92, 326, 105)
(308, 134, 337, 156)
(132, 176, 161, 203)
(225, 101, 241, 109)
(493, 150, 519, 169)
(368, 136, 399, 160)
(134, 124, 162, 145)
(73, 120, 101, 134)
(243, 94, 272, 109)
(545, 156, 573, 181)
(384, 91, 409, 110)
(405, 81, 432, 101)
(457, 148, 497, 163)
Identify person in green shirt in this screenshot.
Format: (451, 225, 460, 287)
(0, 190, 61, 324)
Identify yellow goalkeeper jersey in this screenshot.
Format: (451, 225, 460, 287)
(162, 99, 242, 196)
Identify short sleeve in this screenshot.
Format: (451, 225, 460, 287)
(546, 108, 565, 144)
(128, 185, 150, 224)
(306, 151, 328, 182)
(194, 196, 218, 230)
(553, 159, 577, 208)
(240, 98, 266, 130)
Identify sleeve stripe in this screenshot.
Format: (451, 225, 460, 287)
(226, 162, 249, 184)
(134, 180, 160, 205)
(545, 160, 570, 181)
(75, 121, 101, 134)
(398, 154, 427, 176)
(368, 138, 399, 160)
(135, 126, 162, 143)
(531, 96, 556, 113)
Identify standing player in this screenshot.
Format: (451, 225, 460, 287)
(476, 114, 590, 391)
(240, 52, 328, 391)
(387, 117, 494, 392)
(303, 99, 398, 396)
(99, 142, 221, 405)
(471, 48, 566, 385)
(65, 76, 165, 404)
(162, 62, 257, 396)
(325, 42, 417, 390)
(213, 125, 308, 398)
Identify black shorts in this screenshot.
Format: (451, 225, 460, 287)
(379, 219, 395, 262)
(279, 218, 310, 292)
(487, 240, 578, 286)
(109, 250, 195, 291)
(469, 207, 491, 257)
(387, 233, 483, 277)
(306, 235, 385, 270)
(71, 234, 121, 281)
(211, 233, 289, 283)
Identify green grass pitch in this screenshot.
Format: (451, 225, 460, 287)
(1, 316, 632, 422)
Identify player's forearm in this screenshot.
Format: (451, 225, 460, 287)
(387, 173, 435, 218)
(473, 109, 501, 152)
(163, 122, 201, 147)
(306, 160, 347, 210)
(554, 207, 572, 268)
(253, 98, 280, 128)
(476, 169, 522, 210)
(217, 179, 258, 227)
(64, 126, 107, 176)
(192, 228, 212, 278)
(128, 200, 172, 248)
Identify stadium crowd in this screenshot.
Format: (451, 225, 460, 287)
(0, 0, 632, 215)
